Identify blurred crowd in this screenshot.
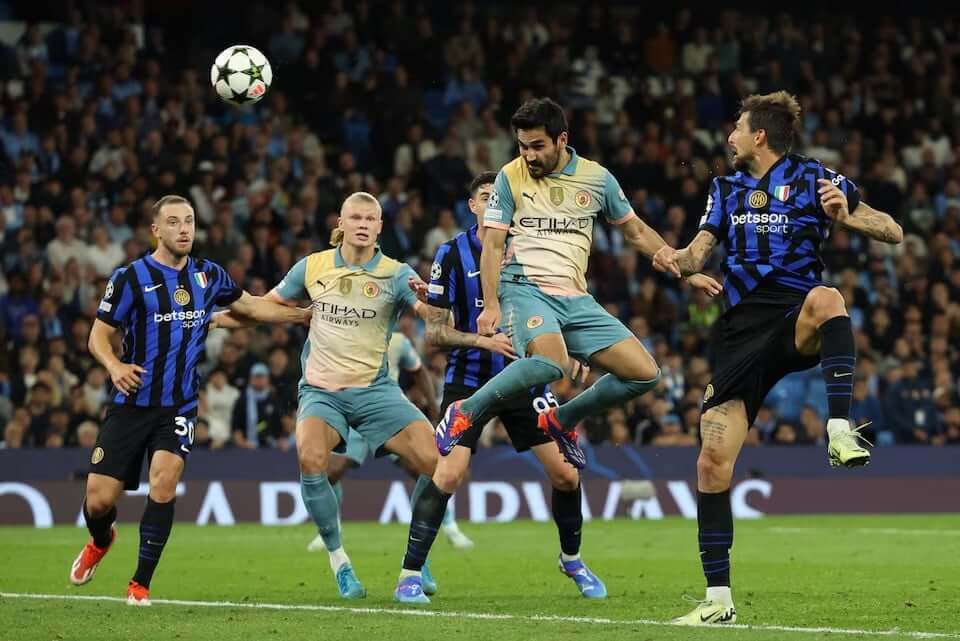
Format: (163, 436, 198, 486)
(1, 1, 959, 451)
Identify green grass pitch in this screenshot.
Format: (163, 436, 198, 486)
(1, 515, 958, 641)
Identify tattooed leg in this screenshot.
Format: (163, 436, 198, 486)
(697, 401, 749, 493)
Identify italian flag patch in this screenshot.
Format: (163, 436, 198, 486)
(773, 185, 791, 201)
(194, 272, 208, 288)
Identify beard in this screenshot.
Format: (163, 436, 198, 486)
(732, 149, 754, 172)
(527, 149, 560, 179)
(162, 237, 193, 259)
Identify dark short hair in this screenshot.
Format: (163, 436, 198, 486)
(510, 97, 568, 140)
(469, 171, 497, 196)
(739, 91, 802, 155)
(151, 194, 191, 219)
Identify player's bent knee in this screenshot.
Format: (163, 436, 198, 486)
(806, 286, 847, 324)
(433, 460, 467, 493)
(697, 451, 734, 490)
(298, 445, 329, 475)
(550, 466, 580, 492)
(84, 487, 115, 515)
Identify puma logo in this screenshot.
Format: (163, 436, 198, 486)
(522, 192, 536, 203)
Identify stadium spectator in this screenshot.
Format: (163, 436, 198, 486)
(231, 363, 282, 449)
(0, 2, 954, 452)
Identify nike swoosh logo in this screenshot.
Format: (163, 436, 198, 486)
(144, 284, 163, 292)
(467, 270, 481, 278)
(833, 372, 854, 378)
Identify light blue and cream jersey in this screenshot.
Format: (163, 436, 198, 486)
(274, 248, 419, 390)
(483, 147, 637, 296)
(386, 331, 422, 384)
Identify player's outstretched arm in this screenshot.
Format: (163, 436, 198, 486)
(818, 179, 903, 244)
(219, 291, 311, 327)
(417, 302, 516, 359)
(621, 217, 683, 278)
(88, 319, 146, 396)
(666, 231, 718, 278)
(477, 226, 508, 336)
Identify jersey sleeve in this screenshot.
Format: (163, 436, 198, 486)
(397, 334, 422, 372)
(394, 264, 420, 311)
(601, 169, 637, 224)
(96, 267, 135, 328)
(482, 169, 515, 230)
(426, 242, 457, 309)
(273, 258, 308, 301)
(210, 262, 243, 306)
(816, 165, 861, 216)
(698, 178, 724, 238)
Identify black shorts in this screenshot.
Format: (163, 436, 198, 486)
(89, 404, 197, 490)
(702, 283, 820, 426)
(440, 383, 555, 453)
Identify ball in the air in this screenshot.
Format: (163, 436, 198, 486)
(211, 45, 272, 106)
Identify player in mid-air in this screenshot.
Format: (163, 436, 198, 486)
(217, 192, 444, 600)
(395, 171, 603, 604)
(69, 195, 310, 605)
(306, 330, 474, 555)
(433, 98, 720, 473)
(654, 92, 903, 624)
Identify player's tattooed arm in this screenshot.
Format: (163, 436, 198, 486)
(818, 179, 903, 244)
(840, 202, 904, 244)
(420, 304, 517, 359)
(674, 231, 718, 277)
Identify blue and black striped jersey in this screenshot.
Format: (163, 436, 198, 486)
(96, 253, 242, 409)
(427, 225, 506, 388)
(700, 154, 860, 310)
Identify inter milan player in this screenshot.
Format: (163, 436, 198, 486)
(69, 195, 310, 605)
(654, 92, 903, 624)
(394, 172, 604, 604)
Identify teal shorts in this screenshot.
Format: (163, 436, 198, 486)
(297, 379, 429, 458)
(501, 281, 633, 360)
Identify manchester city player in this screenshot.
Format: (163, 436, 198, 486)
(69, 195, 310, 605)
(217, 192, 443, 600)
(434, 98, 721, 472)
(655, 91, 903, 624)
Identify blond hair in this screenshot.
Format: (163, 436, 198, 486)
(330, 192, 382, 246)
(739, 91, 802, 154)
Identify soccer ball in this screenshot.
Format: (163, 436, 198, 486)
(211, 45, 272, 106)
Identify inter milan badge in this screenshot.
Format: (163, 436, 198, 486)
(174, 287, 191, 306)
(91, 447, 104, 464)
(704, 383, 715, 403)
(363, 282, 380, 298)
(748, 190, 768, 209)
